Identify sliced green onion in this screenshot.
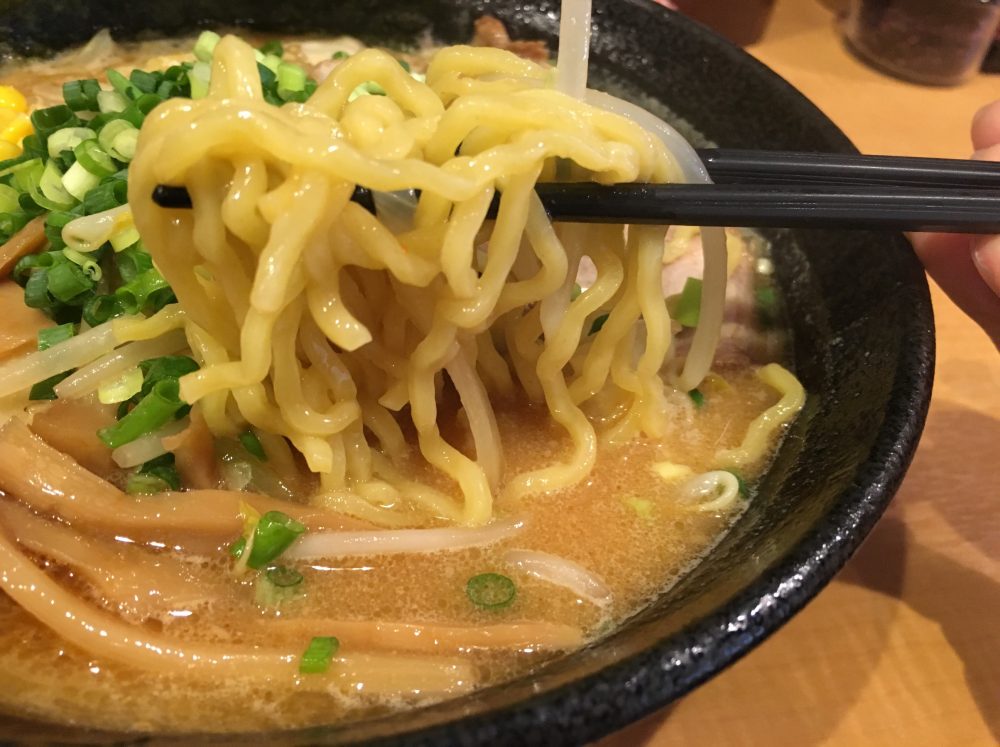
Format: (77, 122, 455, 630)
(73, 140, 117, 177)
(19, 134, 46, 161)
(259, 40, 284, 58)
(239, 430, 267, 461)
(589, 312, 609, 335)
(108, 127, 138, 162)
(28, 370, 73, 401)
(82, 179, 127, 214)
(62, 79, 101, 112)
(82, 293, 125, 327)
(194, 31, 221, 62)
(570, 283, 583, 301)
(229, 536, 247, 559)
(673, 277, 702, 328)
(266, 566, 303, 588)
(97, 378, 185, 449)
(47, 127, 96, 158)
(115, 268, 171, 314)
(23, 269, 54, 310)
(332, 51, 350, 61)
(37, 323, 76, 351)
(466, 572, 516, 610)
(109, 223, 140, 252)
(299, 636, 339, 674)
(98, 365, 143, 404)
(0, 184, 20, 214)
(755, 285, 778, 328)
(38, 159, 77, 209)
(125, 472, 172, 495)
(277, 62, 307, 98)
(260, 54, 282, 74)
(622, 495, 654, 520)
(115, 245, 154, 282)
(30, 105, 78, 141)
(0, 212, 30, 241)
(97, 119, 136, 155)
(97, 90, 128, 114)
(137, 454, 182, 491)
(244, 511, 306, 570)
(725, 469, 749, 499)
(348, 81, 387, 101)
(138, 355, 200, 396)
(63, 248, 102, 281)
(61, 161, 101, 202)
(129, 69, 161, 94)
(11, 158, 43, 193)
(688, 388, 705, 408)
(46, 261, 93, 303)
(189, 62, 211, 100)
(105, 69, 132, 97)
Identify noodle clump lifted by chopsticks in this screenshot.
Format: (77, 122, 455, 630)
(127, 32, 727, 528)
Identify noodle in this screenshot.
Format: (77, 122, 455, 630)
(128, 33, 705, 526)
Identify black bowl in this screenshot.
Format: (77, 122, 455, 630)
(0, 1, 934, 744)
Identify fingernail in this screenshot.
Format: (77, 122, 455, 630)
(971, 234, 1000, 297)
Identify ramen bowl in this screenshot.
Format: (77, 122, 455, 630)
(0, 0, 934, 743)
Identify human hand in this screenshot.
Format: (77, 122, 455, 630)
(910, 99, 1000, 347)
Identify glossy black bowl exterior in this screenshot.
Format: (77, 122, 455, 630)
(0, 1, 934, 744)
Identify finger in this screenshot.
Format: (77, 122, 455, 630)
(972, 143, 1000, 162)
(972, 233, 1000, 298)
(971, 99, 1000, 151)
(910, 232, 1000, 347)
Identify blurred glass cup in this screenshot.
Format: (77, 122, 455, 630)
(845, 0, 1000, 85)
(668, 0, 777, 47)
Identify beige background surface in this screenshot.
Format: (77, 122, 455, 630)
(600, 2, 1000, 745)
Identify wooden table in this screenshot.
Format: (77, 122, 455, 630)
(601, 2, 1000, 745)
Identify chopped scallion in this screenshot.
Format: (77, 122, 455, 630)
(673, 277, 702, 328)
(688, 388, 705, 408)
(37, 323, 75, 350)
(466, 572, 516, 610)
(97, 366, 144, 404)
(62, 79, 101, 112)
(63, 248, 102, 281)
(73, 139, 117, 177)
(589, 312, 609, 335)
(194, 30, 221, 62)
(726, 469, 749, 499)
(239, 430, 267, 461)
(46, 261, 93, 303)
(96, 90, 128, 114)
(266, 566, 303, 588)
(259, 40, 284, 58)
(299, 636, 339, 674)
(244, 511, 306, 570)
(97, 378, 186, 449)
(46, 127, 96, 158)
(125, 472, 173, 495)
(60, 160, 101, 201)
(28, 370, 73, 401)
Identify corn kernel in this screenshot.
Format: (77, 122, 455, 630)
(651, 461, 694, 483)
(0, 114, 32, 145)
(0, 141, 19, 160)
(0, 85, 27, 113)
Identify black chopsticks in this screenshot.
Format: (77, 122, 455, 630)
(151, 150, 1000, 234)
